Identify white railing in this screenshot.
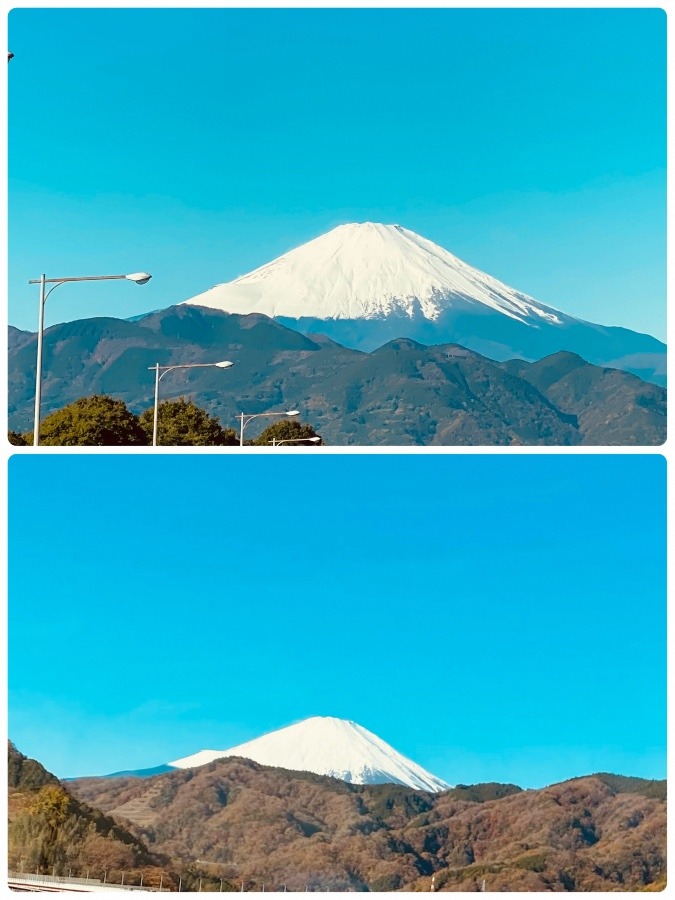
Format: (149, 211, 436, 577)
(7, 872, 155, 892)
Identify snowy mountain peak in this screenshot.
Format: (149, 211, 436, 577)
(168, 716, 450, 793)
(182, 222, 564, 326)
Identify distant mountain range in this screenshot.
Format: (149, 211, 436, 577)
(8, 305, 666, 445)
(182, 222, 666, 386)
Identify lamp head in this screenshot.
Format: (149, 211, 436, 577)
(126, 272, 152, 285)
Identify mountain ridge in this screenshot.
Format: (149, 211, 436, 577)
(181, 222, 666, 384)
(10, 740, 665, 892)
(68, 755, 667, 892)
(167, 716, 450, 792)
(8, 306, 665, 445)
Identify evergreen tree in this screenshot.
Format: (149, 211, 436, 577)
(8, 430, 28, 446)
(139, 397, 237, 446)
(254, 419, 321, 446)
(38, 396, 147, 446)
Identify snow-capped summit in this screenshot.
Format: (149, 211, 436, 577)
(183, 222, 563, 326)
(168, 716, 450, 793)
(180, 221, 665, 384)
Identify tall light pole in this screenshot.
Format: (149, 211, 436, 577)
(29, 271, 152, 446)
(269, 437, 321, 447)
(149, 361, 233, 446)
(237, 410, 299, 446)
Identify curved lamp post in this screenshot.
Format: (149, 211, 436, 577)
(269, 436, 321, 447)
(148, 361, 233, 446)
(29, 272, 152, 446)
(237, 410, 299, 446)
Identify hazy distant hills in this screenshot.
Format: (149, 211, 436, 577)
(8, 305, 666, 445)
(69, 755, 666, 891)
(182, 222, 666, 387)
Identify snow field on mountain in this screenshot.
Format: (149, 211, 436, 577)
(169, 716, 449, 793)
(183, 222, 565, 325)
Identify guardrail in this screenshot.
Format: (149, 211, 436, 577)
(7, 872, 156, 892)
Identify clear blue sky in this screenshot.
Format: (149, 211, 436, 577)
(8, 8, 665, 339)
(9, 454, 666, 788)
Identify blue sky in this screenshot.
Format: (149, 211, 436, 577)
(8, 8, 665, 339)
(8, 454, 666, 788)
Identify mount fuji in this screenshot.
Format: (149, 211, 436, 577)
(113, 717, 449, 793)
(183, 223, 665, 385)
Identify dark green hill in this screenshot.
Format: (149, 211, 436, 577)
(8, 326, 34, 354)
(277, 306, 667, 388)
(591, 772, 666, 801)
(8, 741, 59, 790)
(503, 351, 666, 443)
(8, 305, 666, 445)
(445, 782, 523, 803)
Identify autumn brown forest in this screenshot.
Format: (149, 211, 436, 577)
(9, 743, 666, 892)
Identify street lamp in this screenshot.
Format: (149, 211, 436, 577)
(237, 410, 299, 446)
(29, 271, 152, 446)
(269, 437, 321, 447)
(148, 361, 233, 446)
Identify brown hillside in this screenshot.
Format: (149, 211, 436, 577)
(7, 743, 177, 890)
(69, 757, 666, 891)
